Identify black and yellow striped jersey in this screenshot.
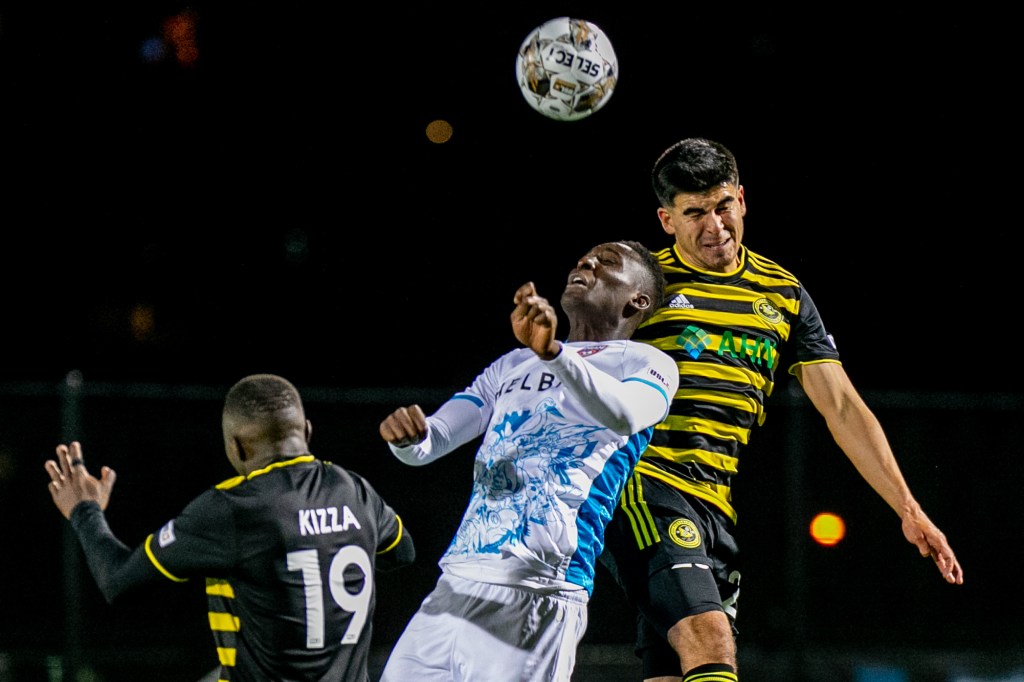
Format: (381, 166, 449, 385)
(632, 244, 841, 524)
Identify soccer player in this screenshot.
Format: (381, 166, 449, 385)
(377, 240, 681, 681)
(599, 138, 964, 681)
(45, 373, 415, 682)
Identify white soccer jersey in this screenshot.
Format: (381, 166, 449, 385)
(390, 340, 678, 595)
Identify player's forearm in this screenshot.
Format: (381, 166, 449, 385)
(829, 404, 917, 516)
(390, 397, 482, 466)
(69, 501, 151, 603)
(544, 346, 665, 434)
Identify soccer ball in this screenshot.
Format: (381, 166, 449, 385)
(516, 17, 618, 122)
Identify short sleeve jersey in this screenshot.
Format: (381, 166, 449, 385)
(632, 245, 841, 523)
(143, 455, 406, 682)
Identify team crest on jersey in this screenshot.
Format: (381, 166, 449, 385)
(158, 520, 177, 548)
(668, 517, 701, 548)
(753, 298, 784, 324)
(577, 345, 608, 357)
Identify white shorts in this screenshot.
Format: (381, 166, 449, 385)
(381, 572, 589, 682)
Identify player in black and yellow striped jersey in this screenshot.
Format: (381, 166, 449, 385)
(45, 374, 415, 682)
(598, 138, 963, 682)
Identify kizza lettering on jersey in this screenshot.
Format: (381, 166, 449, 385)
(298, 506, 362, 536)
(495, 371, 561, 399)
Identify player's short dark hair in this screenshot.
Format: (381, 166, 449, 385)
(224, 374, 303, 422)
(651, 138, 740, 208)
(616, 239, 667, 320)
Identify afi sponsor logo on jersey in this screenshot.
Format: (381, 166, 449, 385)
(298, 506, 362, 536)
(675, 325, 712, 360)
(676, 325, 777, 369)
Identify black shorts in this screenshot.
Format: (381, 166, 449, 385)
(599, 473, 741, 676)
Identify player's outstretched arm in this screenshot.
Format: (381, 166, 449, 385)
(44, 441, 162, 603)
(795, 362, 964, 585)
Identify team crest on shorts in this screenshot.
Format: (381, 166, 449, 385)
(668, 517, 701, 548)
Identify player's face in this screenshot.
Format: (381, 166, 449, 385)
(561, 242, 644, 318)
(658, 183, 745, 272)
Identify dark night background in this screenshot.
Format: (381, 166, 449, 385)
(1, 5, 1022, 681)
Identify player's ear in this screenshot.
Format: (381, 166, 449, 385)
(305, 419, 313, 445)
(234, 437, 249, 463)
(626, 292, 652, 318)
(657, 207, 675, 235)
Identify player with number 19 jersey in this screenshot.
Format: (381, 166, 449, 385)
(70, 454, 412, 682)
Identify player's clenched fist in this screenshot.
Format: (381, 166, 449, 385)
(380, 405, 428, 448)
(511, 281, 560, 361)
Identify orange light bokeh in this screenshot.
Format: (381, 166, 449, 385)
(810, 512, 846, 547)
(426, 119, 453, 144)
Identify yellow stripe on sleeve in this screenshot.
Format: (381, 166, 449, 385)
(377, 515, 405, 554)
(143, 535, 188, 583)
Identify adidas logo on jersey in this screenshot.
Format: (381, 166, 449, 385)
(668, 294, 695, 309)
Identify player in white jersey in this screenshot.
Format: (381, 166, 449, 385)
(378, 240, 680, 681)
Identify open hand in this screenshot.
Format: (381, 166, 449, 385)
(902, 507, 964, 585)
(44, 441, 116, 520)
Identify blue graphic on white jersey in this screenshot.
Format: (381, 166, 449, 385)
(444, 398, 603, 559)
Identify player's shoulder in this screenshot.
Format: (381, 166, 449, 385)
(317, 459, 366, 487)
(625, 339, 677, 368)
(493, 346, 539, 370)
(651, 244, 675, 262)
(323, 461, 391, 501)
(624, 337, 669, 355)
(744, 247, 801, 285)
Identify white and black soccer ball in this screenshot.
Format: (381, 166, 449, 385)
(516, 17, 618, 122)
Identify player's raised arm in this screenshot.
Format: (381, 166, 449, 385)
(511, 281, 560, 361)
(795, 361, 963, 585)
